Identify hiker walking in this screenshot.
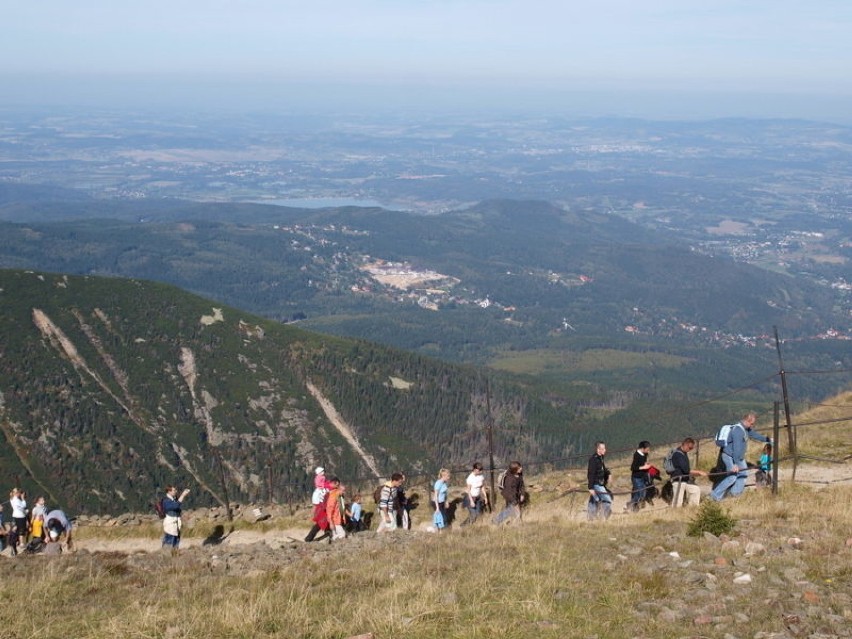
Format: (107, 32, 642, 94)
(493, 461, 525, 525)
(710, 412, 771, 502)
(627, 441, 652, 512)
(325, 477, 347, 541)
(346, 494, 365, 533)
(587, 442, 612, 520)
(668, 438, 707, 507)
(432, 468, 451, 531)
(395, 473, 411, 530)
(161, 485, 190, 551)
(462, 462, 487, 526)
(305, 466, 333, 542)
(377, 472, 404, 533)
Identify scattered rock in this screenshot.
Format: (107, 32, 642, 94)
(803, 590, 820, 604)
(787, 537, 804, 549)
(733, 573, 752, 585)
(744, 542, 766, 556)
(721, 540, 741, 553)
(714, 556, 729, 566)
(703, 531, 721, 544)
(693, 614, 713, 625)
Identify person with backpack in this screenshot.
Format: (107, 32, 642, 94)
(377, 472, 404, 533)
(161, 485, 190, 552)
(587, 442, 612, 521)
(710, 412, 771, 502)
(493, 461, 525, 525)
(626, 441, 652, 513)
(667, 438, 707, 507)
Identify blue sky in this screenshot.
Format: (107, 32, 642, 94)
(3, 0, 851, 118)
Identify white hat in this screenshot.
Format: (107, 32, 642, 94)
(315, 466, 324, 475)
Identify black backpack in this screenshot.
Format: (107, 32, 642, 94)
(153, 498, 166, 519)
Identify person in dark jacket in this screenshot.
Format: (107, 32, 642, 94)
(161, 486, 190, 552)
(670, 438, 707, 507)
(493, 461, 525, 525)
(587, 442, 612, 520)
(627, 441, 652, 512)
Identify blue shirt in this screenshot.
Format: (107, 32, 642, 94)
(723, 423, 770, 461)
(350, 502, 362, 522)
(162, 496, 182, 517)
(433, 479, 448, 504)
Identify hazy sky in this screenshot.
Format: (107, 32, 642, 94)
(3, 0, 851, 118)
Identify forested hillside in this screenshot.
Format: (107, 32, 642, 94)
(0, 270, 593, 514)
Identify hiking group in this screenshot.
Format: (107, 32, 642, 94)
(0, 489, 73, 555)
(302, 460, 533, 541)
(301, 411, 773, 536)
(2, 412, 774, 555)
(589, 411, 774, 521)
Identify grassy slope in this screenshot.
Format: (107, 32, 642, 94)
(4, 393, 851, 639)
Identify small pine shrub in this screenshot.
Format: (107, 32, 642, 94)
(687, 500, 736, 537)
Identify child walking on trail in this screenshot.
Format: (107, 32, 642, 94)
(346, 494, 365, 532)
(756, 443, 773, 488)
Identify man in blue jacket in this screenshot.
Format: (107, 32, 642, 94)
(710, 412, 770, 501)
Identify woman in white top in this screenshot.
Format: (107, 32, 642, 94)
(9, 488, 28, 546)
(462, 462, 487, 525)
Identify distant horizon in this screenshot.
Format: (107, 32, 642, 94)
(5, 1, 852, 124)
(2, 73, 852, 126)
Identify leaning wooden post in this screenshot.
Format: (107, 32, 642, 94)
(773, 326, 796, 482)
(772, 401, 780, 496)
